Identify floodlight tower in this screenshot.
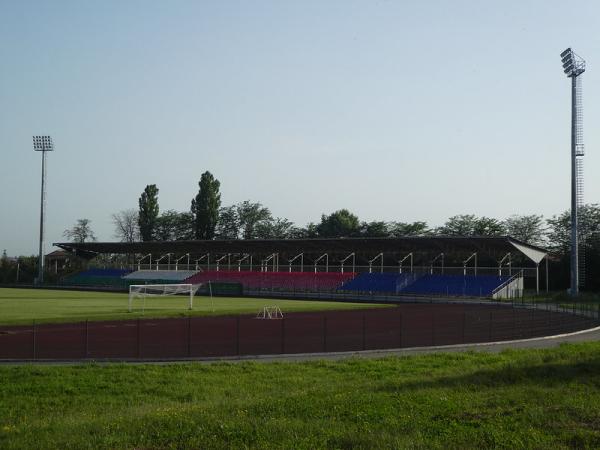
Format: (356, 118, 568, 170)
(560, 48, 586, 296)
(33, 135, 54, 285)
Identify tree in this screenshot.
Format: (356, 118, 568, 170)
(546, 204, 600, 290)
(138, 184, 159, 241)
(236, 201, 272, 239)
(0, 250, 10, 282)
(473, 217, 505, 236)
(215, 206, 240, 239)
(546, 204, 600, 254)
(504, 214, 546, 246)
(437, 215, 504, 236)
(255, 217, 296, 239)
(389, 221, 430, 237)
(155, 210, 194, 241)
(112, 209, 140, 243)
(437, 215, 477, 235)
(360, 221, 390, 237)
(192, 171, 221, 239)
(316, 209, 360, 238)
(287, 222, 318, 239)
(63, 219, 96, 243)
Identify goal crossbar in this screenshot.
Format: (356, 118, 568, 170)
(128, 283, 199, 312)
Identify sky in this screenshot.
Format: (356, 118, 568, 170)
(1, 0, 599, 256)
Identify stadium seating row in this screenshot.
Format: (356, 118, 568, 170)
(123, 270, 198, 281)
(78, 268, 132, 277)
(400, 274, 512, 297)
(186, 270, 356, 291)
(339, 272, 511, 297)
(339, 272, 414, 293)
(61, 268, 133, 288)
(62, 269, 198, 288)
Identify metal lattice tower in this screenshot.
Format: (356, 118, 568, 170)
(575, 78, 585, 287)
(560, 48, 586, 295)
(33, 135, 54, 285)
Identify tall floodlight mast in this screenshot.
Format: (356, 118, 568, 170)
(33, 135, 54, 285)
(560, 48, 586, 296)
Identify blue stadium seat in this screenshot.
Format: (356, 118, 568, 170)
(399, 274, 511, 297)
(339, 272, 413, 293)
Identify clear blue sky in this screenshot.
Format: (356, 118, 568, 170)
(1, 0, 599, 256)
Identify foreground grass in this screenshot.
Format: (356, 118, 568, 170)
(2, 343, 600, 449)
(0, 288, 384, 325)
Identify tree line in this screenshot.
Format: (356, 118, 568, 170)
(56, 171, 600, 290)
(60, 169, 598, 255)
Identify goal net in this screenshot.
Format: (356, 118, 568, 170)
(128, 284, 200, 313)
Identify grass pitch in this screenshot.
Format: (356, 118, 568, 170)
(1, 343, 600, 449)
(0, 288, 385, 325)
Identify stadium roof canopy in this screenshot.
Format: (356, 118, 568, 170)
(54, 236, 547, 265)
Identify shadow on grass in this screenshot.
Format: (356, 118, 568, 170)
(378, 349, 600, 392)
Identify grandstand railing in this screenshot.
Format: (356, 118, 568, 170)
(492, 270, 524, 300)
(87, 263, 540, 278)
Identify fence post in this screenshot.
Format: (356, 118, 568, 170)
(137, 318, 141, 358)
(281, 317, 285, 354)
(323, 316, 327, 352)
(362, 313, 366, 350)
(32, 320, 36, 360)
(236, 316, 240, 356)
(85, 320, 89, 358)
(399, 311, 403, 348)
(431, 311, 435, 346)
(187, 316, 192, 357)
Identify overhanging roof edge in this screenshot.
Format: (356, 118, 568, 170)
(53, 236, 549, 262)
(506, 238, 547, 264)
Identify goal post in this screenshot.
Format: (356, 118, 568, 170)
(128, 283, 200, 313)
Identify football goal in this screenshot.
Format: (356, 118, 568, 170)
(128, 283, 201, 313)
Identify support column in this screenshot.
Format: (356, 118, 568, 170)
(545, 255, 549, 293)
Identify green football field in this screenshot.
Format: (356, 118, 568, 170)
(0, 288, 386, 325)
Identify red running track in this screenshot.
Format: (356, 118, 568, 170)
(0, 303, 597, 360)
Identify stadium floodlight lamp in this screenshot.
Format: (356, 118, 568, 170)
(33, 135, 54, 151)
(561, 48, 585, 77)
(560, 48, 572, 58)
(561, 53, 573, 64)
(563, 63, 574, 74)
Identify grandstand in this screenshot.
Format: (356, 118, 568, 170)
(55, 236, 547, 299)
